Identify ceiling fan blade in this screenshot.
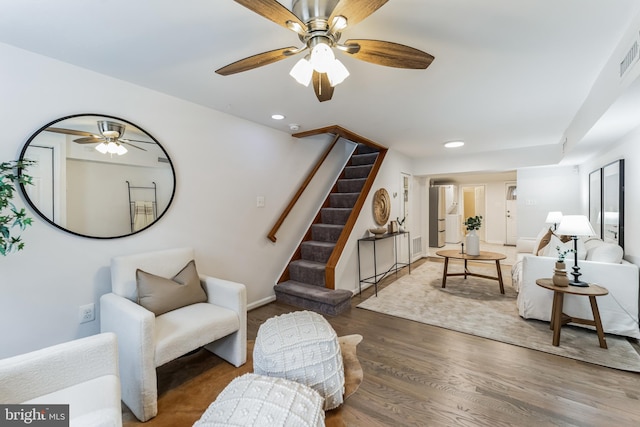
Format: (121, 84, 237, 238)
(344, 39, 434, 69)
(73, 136, 104, 144)
(46, 127, 95, 137)
(216, 47, 298, 76)
(233, 0, 305, 32)
(312, 71, 334, 102)
(328, 0, 388, 29)
(120, 138, 155, 145)
(121, 141, 147, 151)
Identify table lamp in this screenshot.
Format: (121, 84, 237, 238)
(545, 211, 563, 230)
(555, 215, 596, 287)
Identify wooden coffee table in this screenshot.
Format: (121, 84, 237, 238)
(435, 250, 507, 294)
(536, 278, 608, 349)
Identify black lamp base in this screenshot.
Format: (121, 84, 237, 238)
(569, 280, 589, 287)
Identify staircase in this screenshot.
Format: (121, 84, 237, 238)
(274, 144, 380, 316)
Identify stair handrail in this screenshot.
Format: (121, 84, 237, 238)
(267, 134, 341, 242)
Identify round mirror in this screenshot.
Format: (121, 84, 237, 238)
(19, 114, 176, 239)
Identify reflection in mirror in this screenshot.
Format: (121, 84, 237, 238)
(602, 159, 624, 247)
(19, 114, 175, 239)
(589, 168, 602, 239)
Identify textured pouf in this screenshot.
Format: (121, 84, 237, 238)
(253, 311, 345, 410)
(194, 373, 324, 427)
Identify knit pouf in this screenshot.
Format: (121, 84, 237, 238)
(253, 311, 345, 410)
(194, 373, 324, 427)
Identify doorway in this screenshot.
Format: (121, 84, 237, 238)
(505, 182, 517, 245)
(460, 185, 486, 241)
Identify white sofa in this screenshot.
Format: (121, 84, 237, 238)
(0, 332, 122, 426)
(513, 235, 640, 339)
(100, 247, 247, 422)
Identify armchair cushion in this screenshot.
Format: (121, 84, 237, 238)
(136, 260, 207, 315)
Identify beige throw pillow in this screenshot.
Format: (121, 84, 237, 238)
(136, 260, 207, 316)
(534, 227, 553, 255)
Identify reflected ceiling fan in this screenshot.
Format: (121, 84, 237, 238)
(47, 121, 149, 155)
(215, 0, 434, 102)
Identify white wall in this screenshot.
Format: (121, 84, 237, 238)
(0, 42, 392, 358)
(580, 125, 640, 265)
(516, 165, 581, 238)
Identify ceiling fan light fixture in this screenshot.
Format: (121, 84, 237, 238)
(309, 42, 335, 73)
(290, 57, 313, 86)
(116, 144, 128, 156)
(95, 142, 108, 154)
(327, 58, 349, 87)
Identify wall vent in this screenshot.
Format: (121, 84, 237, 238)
(620, 40, 639, 78)
(412, 236, 422, 257)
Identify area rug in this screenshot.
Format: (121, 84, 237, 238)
(357, 260, 640, 372)
(122, 335, 363, 427)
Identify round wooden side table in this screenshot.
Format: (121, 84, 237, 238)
(535, 278, 608, 349)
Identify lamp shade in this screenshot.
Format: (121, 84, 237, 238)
(545, 211, 563, 224)
(556, 215, 595, 236)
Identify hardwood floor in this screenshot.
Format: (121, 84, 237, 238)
(249, 259, 640, 427)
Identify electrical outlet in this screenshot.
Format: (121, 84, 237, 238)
(79, 303, 95, 324)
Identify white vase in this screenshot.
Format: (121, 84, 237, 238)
(466, 230, 480, 256)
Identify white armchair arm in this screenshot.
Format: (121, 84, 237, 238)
(201, 275, 247, 368)
(100, 292, 157, 421)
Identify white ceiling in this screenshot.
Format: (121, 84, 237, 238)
(1, 0, 639, 168)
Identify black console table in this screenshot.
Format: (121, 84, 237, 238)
(357, 231, 411, 297)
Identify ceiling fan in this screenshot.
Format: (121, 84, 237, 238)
(47, 121, 150, 155)
(215, 0, 434, 102)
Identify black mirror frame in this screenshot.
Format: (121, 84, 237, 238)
(18, 113, 176, 239)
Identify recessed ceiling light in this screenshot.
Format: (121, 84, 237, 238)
(444, 141, 465, 148)
(271, 114, 285, 120)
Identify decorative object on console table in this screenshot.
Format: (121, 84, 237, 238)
(556, 215, 596, 287)
(373, 188, 391, 226)
(545, 211, 563, 231)
(463, 215, 482, 256)
(388, 220, 398, 233)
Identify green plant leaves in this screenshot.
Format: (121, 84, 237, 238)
(1, 159, 35, 255)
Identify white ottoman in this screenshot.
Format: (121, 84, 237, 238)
(194, 373, 324, 427)
(253, 311, 345, 410)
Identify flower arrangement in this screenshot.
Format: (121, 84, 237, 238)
(555, 246, 575, 263)
(0, 159, 35, 256)
(463, 215, 482, 231)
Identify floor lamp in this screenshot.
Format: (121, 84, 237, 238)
(555, 215, 596, 287)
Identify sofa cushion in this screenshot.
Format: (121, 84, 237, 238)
(587, 242, 624, 263)
(543, 234, 586, 260)
(136, 260, 207, 316)
(194, 373, 324, 427)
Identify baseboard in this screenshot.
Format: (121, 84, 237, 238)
(248, 295, 276, 311)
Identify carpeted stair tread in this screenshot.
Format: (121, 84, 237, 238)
(337, 178, 367, 193)
(289, 259, 326, 286)
(321, 207, 352, 225)
(329, 193, 360, 208)
(354, 144, 379, 155)
(311, 224, 344, 242)
(344, 164, 373, 179)
(350, 152, 378, 166)
(301, 241, 335, 263)
(275, 281, 352, 316)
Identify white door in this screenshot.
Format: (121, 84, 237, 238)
(505, 182, 517, 245)
(399, 173, 411, 261)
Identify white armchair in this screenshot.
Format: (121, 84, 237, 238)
(100, 247, 247, 422)
(0, 332, 122, 427)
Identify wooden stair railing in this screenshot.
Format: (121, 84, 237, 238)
(267, 134, 340, 242)
(274, 125, 388, 290)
